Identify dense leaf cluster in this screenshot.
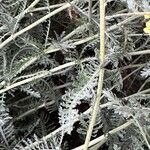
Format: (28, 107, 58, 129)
(0, 0, 149, 149)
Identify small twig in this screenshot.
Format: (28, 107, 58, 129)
(14, 101, 55, 121)
(119, 63, 146, 70)
(14, 103, 45, 121)
(25, 0, 41, 13)
(61, 23, 90, 42)
(127, 88, 150, 99)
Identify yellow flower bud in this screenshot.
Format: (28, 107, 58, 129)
(146, 20, 150, 27)
(144, 15, 150, 19)
(143, 26, 150, 34)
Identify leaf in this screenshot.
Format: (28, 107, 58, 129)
(0, 12, 18, 32)
(77, 109, 102, 138)
(0, 93, 15, 149)
(141, 65, 150, 78)
(59, 60, 99, 134)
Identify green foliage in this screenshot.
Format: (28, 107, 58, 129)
(0, 0, 150, 150)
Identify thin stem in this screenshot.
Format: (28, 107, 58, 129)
(88, 0, 92, 22)
(53, 82, 72, 90)
(128, 33, 149, 37)
(25, 0, 41, 12)
(129, 49, 150, 56)
(0, 57, 96, 94)
(73, 120, 133, 150)
(106, 11, 150, 19)
(138, 78, 150, 92)
(14, 103, 45, 121)
(127, 88, 150, 99)
(30, 3, 67, 12)
(61, 23, 90, 42)
(0, 127, 9, 148)
(83, 0, 105, 149)
(107, 16, 138, 32)
(123, 65, 144, 81)
(132, 115, 150, 149)
(119, 63, 146, 70)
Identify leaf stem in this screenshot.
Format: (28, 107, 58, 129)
(73, 120, 133, 150)
(83, 0, 105, 149)
(106, 11, 150, 19)
(0, 57, 96, 94)
(30, 3, 67, 12)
